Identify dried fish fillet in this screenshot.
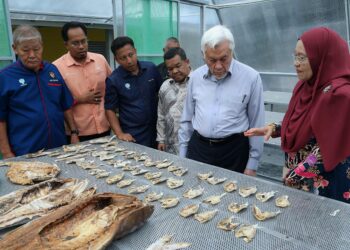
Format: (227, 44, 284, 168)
(156, 160, 173, 169)
(168, 165, 181, 172)
(122, 165, 138, 171)
(92, 150, 109, 157)
(160, 197, 180, 208)
(99, 154, 116, 161)
(89, 135, 116, 144)
(0, 193, 154, 250)
(228, 202, 249, 213)
(150, 177, 168, 185)
(145, 192, 163, 202)
(252, 205, 280, 221)
(256, 191, 277, 202)
(95, 171, 110, 178)
(62, 144, 90, 152)
(167, 178, 184, 189)
(223, 181, 238, 192)
(207, 177, 227, 185)
(183, 186, 204, 199)
(146, 235, 191, 250)
(76, 161, 98, 170)
(239, 186, 257, 198)
(5, 161, 60, 185)
(128, 185, 150, 194)
(0, 178, 95, 230)
(197, 171, 213, 180)
(173, 168, 188, 177)
(235, 224, 257, 243)
(144, 171, 162, 180)
(144, 159, 157, 167)
(275, 195, 291, 208)
(131, 168, 149, 176)
(203, 193, 226, 205)
(194, 209, 218, 223)
(25, 149, 51, 158)
(117, 179, 136, 188)
(217, 217, 240, 231)
(106, 172, 125, 184)
(179, 204, 199, 218)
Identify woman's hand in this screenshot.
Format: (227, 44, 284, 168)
(244, 125, 274, 141)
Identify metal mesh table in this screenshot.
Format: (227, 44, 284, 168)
(1, 139, 349, 250)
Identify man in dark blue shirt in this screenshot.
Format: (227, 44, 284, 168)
(0, 25, 79, 158)
(105, 36, 162, 148)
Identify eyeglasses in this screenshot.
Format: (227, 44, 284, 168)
(70, 39, 88, 48)
(293, 54, 308, 64)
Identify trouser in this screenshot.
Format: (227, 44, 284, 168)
(66, 130, 111, 143)
(187, 131, 249, 173)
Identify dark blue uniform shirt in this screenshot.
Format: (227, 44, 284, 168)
(105, 61, 162, 147)
(0, 61, 73, 156)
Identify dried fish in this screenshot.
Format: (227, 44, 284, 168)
(5, 161, 60, 185)
(168, 165, 181, 172)
(101, 141, 119, 148)
(183, 186, 204, 199)
(156, 159, 173, 169)
(146, 235, 191, 250)
(99, 154, 116, 161)
(179, 204, 199, 218)
(173, 168, 188, 177)
(65, 157, 86, 164)
(252, 205, 280, 221)
(235, 224, 257, 243)
(122, 165, 139, 171)
(88, 168, 105, 176)
(114, 160, 132, 168)
(228, 202, 249, 213)
(76, 161, 98, 170)
(167, 178, 184, 189)
(194, 209, 218, 223)
(89, 135, 116, 144)
(144, 159, 157, 167)
(0, 178, 95, 230)
(92, 150, 109, 157)
(62, 144, 90, 152)
(106, 172, 124, 184)
(128, 185, 150, 194)
(145, 192, 163, 202)
(144, 171, 162, 180)
(239, 186, 257, 198)
(133, 153, 148, 161)
(256, 191, 277, 202)
(95, 171, 110, 179)
(202, 193, 226, 205)
(46, 150, 61, 157)
(55, 152, 77, 159)
(56, 153, 89, 162)
(150, 177, 168, 185)
(25, 149, 51, 158)
(160, 197, 180, 208)
(207, 177, 227, 185)
(197, 171, 213, 180)
(0, 193, 153, 250)
(223, 181, 238, 192)
(131, 168, 149, 176)
(117, 179, 136, 188)
(217, 216, 240, 231)
(275, 195, 291, 208)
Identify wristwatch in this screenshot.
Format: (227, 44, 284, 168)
(71, 129, 79, 136)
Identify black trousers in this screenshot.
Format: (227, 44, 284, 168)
(187, 132, 249, 173)
(66, 130, 111, 143)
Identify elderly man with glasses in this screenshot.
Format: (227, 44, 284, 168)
(54, 22, 112, 142)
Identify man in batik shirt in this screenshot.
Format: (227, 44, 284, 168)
(157, 47, 191, 154)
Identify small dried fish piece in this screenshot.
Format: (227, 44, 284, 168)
(5, 161, 60, 185)
(65, 157, 85, 164)
(89, 135, 116, 144)
(133, 153, 148, 161)
(179, 204, 199, 218)
(117, 179, 136, 188)
(228, 202, 249, 213)
(156, 159, 173, 169)
(106, 172, 125, 184)
(275, 195, 291, 208)
(95, 171, 110, 179)
(150, 177, 168, 185)
(76, 161, 98, 170)
(122, 165, 139, 171)
(252, 205, 280, 221)
(62, 144, 90, 152)
(128, 185, 150, 194)
(183, 186, 204, 199)
(217, 216, 240, 231)
(235, 224, 257, 243)
(145, 192, 163, 202)
(131, 168, 149, 176)
(56, 153, 89, 162)
(194, 209, 218, 223)
(197, 171, 213, 180)
(114, 160, 132, 168)
(160, 197, 180, 208)
(88, 168, 105, 176)
(173, 168, 188, 177)
(203, 193, 226, 205)
(113, 146, 126, 152)
(46, 150, 61, 157)
(256, 191, 277, 202)
(146, 235, 191, 250)
(223, 181, 238, 192)
(25, 149, 51, 158)
(144, 159, 157, 167)
(55, 152, 77, 159)
(99, 154, 116, 161)
(101, 141, 119, 148)
(168, 165, 181, 172)
(207, 176, 227, 185)
(239, 186, 257, 198)
(167, 177, 184, 189)
(91, 150, 109, 157)
(124, 151, 137, 159)
(144, 171, 162, 180)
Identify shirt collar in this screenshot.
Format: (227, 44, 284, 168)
(66, 52, 94, 67)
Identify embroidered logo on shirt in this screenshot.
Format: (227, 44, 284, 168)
(49, 71, 56, 78)
(125, 83, 131, 90)
(18, 78, 28, 87)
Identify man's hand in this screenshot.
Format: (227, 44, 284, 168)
(2, 151, 15, 159)
(117, 132, 136, 143)
(158, 143, 166, 151)
(244, 169, 257, 176)
(244, 125, 274, 141)
(70, 134, 80, 144)
(79, 89, 102, 104)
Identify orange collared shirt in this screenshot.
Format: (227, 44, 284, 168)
(53, 52, 112, 136)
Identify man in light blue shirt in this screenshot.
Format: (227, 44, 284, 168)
(178, 25, 264, 176)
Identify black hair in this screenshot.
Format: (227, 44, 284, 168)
(110, 36, 135, 56)
(164, 47, 187, 61)
(61, 22, 88, 42)
(166, 37, 179, 44)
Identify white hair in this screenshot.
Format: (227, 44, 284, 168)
(201, 25, 235, 54)
(13, 25, 42, 45)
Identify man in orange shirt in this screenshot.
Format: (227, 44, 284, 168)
(54, 22, 112, 141)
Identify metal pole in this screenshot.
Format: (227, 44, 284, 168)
(4, 0, 15, 62)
